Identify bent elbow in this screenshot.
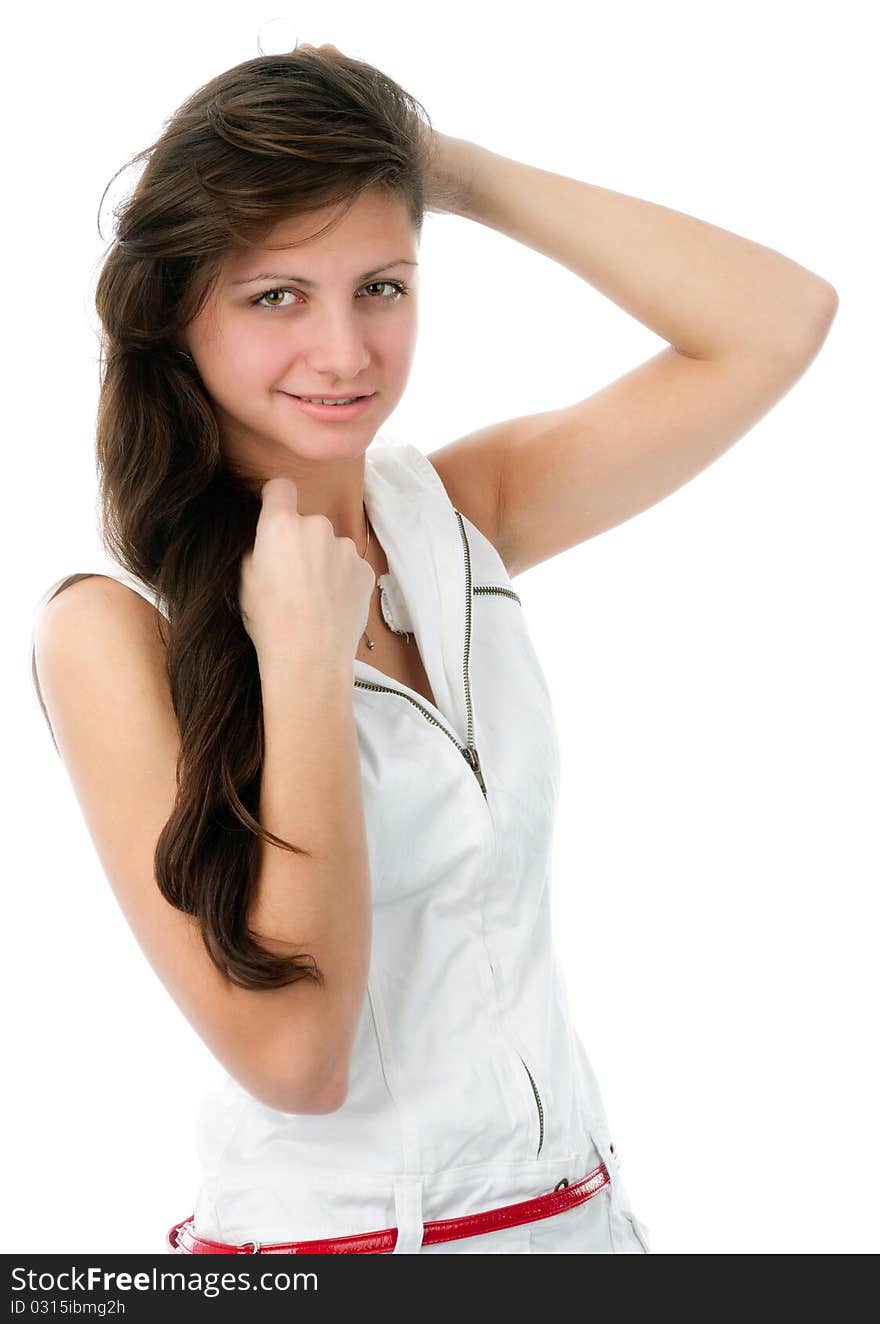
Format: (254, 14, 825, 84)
(266, 1065, 349, 1117)
(802, 279, 839, 342)
(257, 1014, 353, 1116)
(301, 1064, 349, 1115)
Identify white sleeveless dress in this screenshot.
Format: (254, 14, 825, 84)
(31, 433, 650, 1254)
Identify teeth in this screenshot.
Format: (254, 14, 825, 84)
(300, 396, 361, 405)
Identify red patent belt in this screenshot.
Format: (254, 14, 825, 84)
(167, 1160, 611, 1255)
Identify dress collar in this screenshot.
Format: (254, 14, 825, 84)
(356, 437, 469, 746)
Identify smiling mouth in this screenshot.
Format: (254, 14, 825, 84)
(287, 392, 374, 402)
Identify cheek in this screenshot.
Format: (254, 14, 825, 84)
(211, 337, 294, 405)
(382, 315, 418, 373)
(230, 327, 288, 375)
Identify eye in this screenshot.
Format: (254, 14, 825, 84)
(359, 280, 410, 302)
(252, 288, 296, 309)
(251, 280, 410, 310)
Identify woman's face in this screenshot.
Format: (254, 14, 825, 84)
(183, 188, 420, 477)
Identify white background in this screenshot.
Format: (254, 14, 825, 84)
(6, 0, 877, 1255)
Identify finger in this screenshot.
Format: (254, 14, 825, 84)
(261, 476, 299, 507)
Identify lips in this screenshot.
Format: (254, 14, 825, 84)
(283, 392, 375, 420)
(290, 393, 372, 402)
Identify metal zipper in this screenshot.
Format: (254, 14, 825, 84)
(354, 509, 546, 1156)
(472, 584, 522, 606)
(518, 1054, 545, 1158)
(352, 507, 488, 800)
(474, 578, 551, 1156)
(352, 676, 486, 797)
(453, 509, 488, 798)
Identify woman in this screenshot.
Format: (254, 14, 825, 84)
(29, 43, 836, 1254)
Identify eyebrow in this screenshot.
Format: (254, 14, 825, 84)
(231, 259, 418, 287)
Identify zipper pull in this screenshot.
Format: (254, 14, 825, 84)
(462, 745, 488, 797)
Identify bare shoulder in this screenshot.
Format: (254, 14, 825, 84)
(33, 573, 170, 751)
(32, 570, 184, 965)
(37, 571, 163, 632)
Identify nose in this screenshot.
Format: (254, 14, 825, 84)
(301, 304, 371, 383)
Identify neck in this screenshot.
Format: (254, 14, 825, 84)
(235, 450, 370, 545)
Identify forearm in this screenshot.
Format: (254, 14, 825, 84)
(250, 647, 372, 1108)
(442, 133, 835, 360)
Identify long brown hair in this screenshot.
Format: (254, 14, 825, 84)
(31, 47, 431, 990)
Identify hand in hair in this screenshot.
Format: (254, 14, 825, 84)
(295, 42, 345, 58)
(293, 41, 479, 218)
